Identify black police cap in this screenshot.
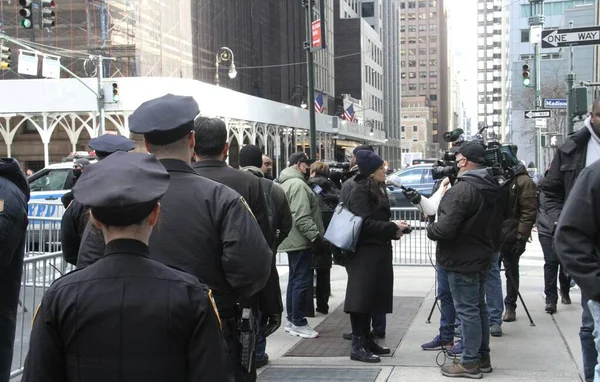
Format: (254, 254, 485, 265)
(88, 134, 136, 158)
(128, 94, 200, 145)
(73, 151, 169, 226)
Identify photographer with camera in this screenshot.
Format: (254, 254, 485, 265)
(426, 142, 502, 378)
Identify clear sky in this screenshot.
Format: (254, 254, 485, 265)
(446, 0, 478, 133)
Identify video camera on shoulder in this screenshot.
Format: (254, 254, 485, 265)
(431, 127, 519, 184)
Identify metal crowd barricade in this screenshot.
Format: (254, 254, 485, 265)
(275, 207, 435, 266)
(10, 201, 69, 379)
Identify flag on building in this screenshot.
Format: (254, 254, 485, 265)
(314, 91, 324, 113)
(343, 104, 356, 122)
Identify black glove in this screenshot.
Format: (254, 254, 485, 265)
(511, 238, 527, 256)
(402, 187, 422, 204)
(262, 313, 282, 337)
(311, 236, 327, 257)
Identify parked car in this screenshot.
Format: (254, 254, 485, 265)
(386, 164, 436, 208)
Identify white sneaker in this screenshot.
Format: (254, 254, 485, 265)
(289, 324, 319, 339)
(284, 321, 292, 332)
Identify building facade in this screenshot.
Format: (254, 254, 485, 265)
(399, 0, 448, 148)
(476, 0, 511, 143)
(508, 0, 596, 167)
(400, 96, 437, 158)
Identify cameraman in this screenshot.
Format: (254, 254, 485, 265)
(427, 142, 501, 378)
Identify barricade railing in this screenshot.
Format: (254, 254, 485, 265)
(26, 200, 66, 255)
(10, 251, 73, 379)
(276, 207, 435, 266)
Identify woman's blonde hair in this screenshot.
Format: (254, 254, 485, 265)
(310, 161, 330, 177)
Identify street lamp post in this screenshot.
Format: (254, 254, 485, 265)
(365, 120, 374, 137)
(290, 85, 307, 109)
(215, 47, 237, 87)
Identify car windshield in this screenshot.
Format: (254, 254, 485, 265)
(29, 169, 70, 192)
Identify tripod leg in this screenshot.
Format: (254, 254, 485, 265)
(502, 258, 535, 327)
(426, 297, 438, 324)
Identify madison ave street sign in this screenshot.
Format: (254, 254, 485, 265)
(543, 98, 567, 109)
(524, 109, 551, 119)
(542, 26, 600, 48)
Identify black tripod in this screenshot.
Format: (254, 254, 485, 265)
(426, 257, 535, 327)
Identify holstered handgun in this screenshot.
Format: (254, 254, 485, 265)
(237, 307, 257, 373)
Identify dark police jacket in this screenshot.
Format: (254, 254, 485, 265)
(60, 199, 88, 266)
(77, 159, 272, 315)
(539, 126, 591, 228)
(0, 158, 29, 382)
(22, 239, 234, 382)
(427, 168, 501, 273)
(555, 160, 600, 301)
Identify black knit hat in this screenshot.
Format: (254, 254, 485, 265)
(356, 150, 384, 177)
(239, 144, 263, 168)
(353, 144, 375, 155)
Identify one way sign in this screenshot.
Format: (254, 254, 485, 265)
(524, 109, 551, 119)
(542, 26, 600, 48)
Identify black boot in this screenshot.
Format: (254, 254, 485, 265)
(366, 332, 391, 355)
(350, 336, 380, 363)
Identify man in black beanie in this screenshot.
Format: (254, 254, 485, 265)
(239, 144, 293, 368)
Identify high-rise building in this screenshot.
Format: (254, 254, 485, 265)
(399, 0, 449, 150)
(476, 0, 511, 143)
(507, 0, 596, 167)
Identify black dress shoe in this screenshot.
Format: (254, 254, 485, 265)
(367, 338, 391, 355)
(350, 336, 381, 363)
(561, 295, 571, 305)
(545, 303, 557, 314)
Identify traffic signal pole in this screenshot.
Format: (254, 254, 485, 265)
(566, 21, 576, 135)
(529, 0, 544, 169)
(303, 0, 317, 159)
(0, 33, 113, 137)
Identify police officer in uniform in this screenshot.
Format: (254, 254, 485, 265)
(23, 152, 233, 382)
(61, 134, 135, 266)
(110, 94, 269, 382)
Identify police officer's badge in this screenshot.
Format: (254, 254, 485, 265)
(207, 289, 222, 329)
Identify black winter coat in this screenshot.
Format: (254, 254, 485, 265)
(428, 168, 501, 273)
(60, 199, 88, 266)
(555, 160, 600, 301)
(77, 160, 272, 316)
(0, 159, 29, 382)
(308, 176, 339, 269)
(500, 167, 538, 250)
(343, 176, 398, 314)
(22, 239, 234, 382)
(539, 126, 590, 228)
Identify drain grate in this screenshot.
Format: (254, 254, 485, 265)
(258, 367, 381, 381)
(285, 296, 423, 357)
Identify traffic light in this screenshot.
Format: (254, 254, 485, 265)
(522, 64, 531, 87)
(18, 0, 33, 29)
(40, 0, 56, 28)
(112, 83, 120, 102)
(572, 87, 589, 117)
(0, 44, 11, 70)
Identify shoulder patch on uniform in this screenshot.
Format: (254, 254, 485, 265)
(240, 196, 256, 220)
(207, 289, 222, 329)
(0, 199, 4, 213)
(32, 303, 41, 326)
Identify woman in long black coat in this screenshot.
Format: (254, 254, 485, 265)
(343, 150, 409, 363)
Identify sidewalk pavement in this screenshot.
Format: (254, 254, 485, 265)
(261, 237, 586, 381)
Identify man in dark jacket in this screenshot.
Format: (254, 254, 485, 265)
(0, 158, 29, 382)
(23, 152, 233, 382)
(60, 158, 90, 208)
(62, 134, 136, 266)
(239, 144, 293, 368)
(427, 142, 501, 379)
(500, 155, 538, 322)
(539, 100, 600, 382)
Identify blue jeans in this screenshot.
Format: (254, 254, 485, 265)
(587, 300, 600, 382)
(256, 310, 267, 361)
(286, 249, 312, 326)
(448, 271, 490, 365)
(582, 293, 598, 381)
(486, 252, 504, 326)
(437, 265, 457, 342)
(372, 313, 386, 334)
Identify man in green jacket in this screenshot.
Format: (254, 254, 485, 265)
(278, 152, 325, 339)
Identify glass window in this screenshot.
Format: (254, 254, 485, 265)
(430, 94, 437, 101)
(401, 2, 405, 9)
(408, 1, 416, 8)
(429, 48, 437, 55)
(418, 1, 426, 7)
(420, 60, 427, 66)
(401, 37, 406, 44)
(430, 71, 437, 77)
(413, 125, 418, 132)
(429, 24, 437, 31)
(419, 71, 427, 77)
(401, 73, 406, 79)
(420, 83, 427, 89)
(419, 48, 426, 55)
(408, 49, 416, 55)
(361, 1, 375, 17)
(430, 35, 437, 43)
(401, 125, 405, 132)
(521, 29, 529, 42)
(409, 72, 416, 78)
(429, 59, 437, 66)
(409, 84, 417, 90)
(418, 13, 426, 19)
(408, 13, 416, 20)
(409, 37, 416, 44)
(29, 169, 71, 192)
(401, 13, 406, 20)
(429, 12, 436, 18)
(413, 135, 418, 142)
(552, 2, 563, 14)
(409, 60, 416, 67)
(397, 168, 424, 184)
(400, 25, 406, 32)
(401, 61, 406, 67)
(418, 36, 427, 43)
(419, 25, 426, 31)
(430, 83, 438, 89)
(409, 25, 417, 32)
(430, 0, 437, 7)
